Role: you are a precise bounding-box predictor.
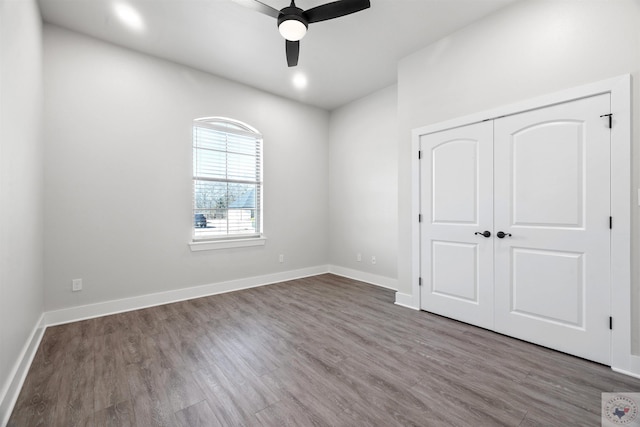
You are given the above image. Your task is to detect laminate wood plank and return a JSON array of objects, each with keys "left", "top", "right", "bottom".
[
  {"left": 131, "top": 307, "right": 165, "bottom": 336},
  {"left": 126, "top": 360, "right": 177, "bottom": 427},
  {"left": 256, "top": 287, "right": 396, "bottom": 369},
  {"left": 285, "top": 313, "right": 415, "bottom": 386},
  {"left": 145, "top": 330, "right": 188, "bottom": 370},
  {"left": 261, "top": 362, "right": 352, "bottom": 415},
  {"left": 37, "top": 323, "right": 81, "bottom": 367},
  {"left": 343, "top": 398, "right": 454, "bottom": 427},
  {"left": 514, "top": 398, "right": 601, "bottom": 426},
  {"left": 94, "top": 400, "right": 136, "bottom": 427},
  {"left": 95, "top": 313, "right": 130, "bottom": 336},
  {"left": 221, "top": 369, "right": 280, "bottom": 414},
  {"left": 515, "top": 371, "right": 604, "bottom": 422},
  {"left": 254, "top": 392, "right": 344, "bottom": 427},
  {"left": 198, "top": 293, "right": 233, "bottom": 321},
  {"left": 9, "top": 319, "right": 97, "bottom": 426},
  {"left": 158, "top": 367, "right": 206, "bottom": 413},
  {"left": 120, "top": 310, "right": 147, "bottom": 335},
  {"left": 289, "top": 342, "right": 433, "bottom": 426},
  {"left": 193, "top": 364, "right": 262, "bottom": 426},
  {"left": 445, "top": 360, "right": 593, "bottom": 426},
  {"left": 198, "top": 336, "right": 252, "bottom": 385},
  {"left": 120, "top": 332, "right": 154, "bottom": 365},
  {"left": 209, "top": 326, "right": 280, "bottom": 377},
  {"left": 161, "top": 321, "right": 215, "bottom": 372},
  {"left": 153, "top": 301, "right": 179, "bottom": 321},
  {"left": 53, "top": 329, "right": 95, "bottom": 427},
  {"left": 6, "top": 360, "right": 63, "bottom": 427},
  {"left": 174, "top": 400, "right": 221, "bottom": 427},
  {"left": 423, "top": 349, "right": 602, "bottom": 426},
  {"left": 9, "top": 274, "right": 640, "bottom": 426},
  {"left": 214, "top": 293, "right": 254, "bottom": 324},
  {"left": 197, "top": 358, "right": 279, "bottom": 414},
  {"left": 314, "top": 304, "right": 408, "bottom": 356},
  {"left": 171, "top": 300, "right": 207, "bottom": 326},
  {"left": 335, "top": 357, "right": 458, "bottom": 426},
  {"left": 94, "top": 332, "right": 131, "bottom": 411},
  {"left": 409, "top": 362, "right": 528, "bottom": 426},
  {"left": 460, "top": 325, "right": 578, "bottom": 374},
  {"left": 161, "top": 311, "right": 209, "bottom": 342}
]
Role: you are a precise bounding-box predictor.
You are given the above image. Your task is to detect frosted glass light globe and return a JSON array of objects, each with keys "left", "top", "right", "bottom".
[{"left": 279, "top": 19, "right": 307, "bottom": 41}]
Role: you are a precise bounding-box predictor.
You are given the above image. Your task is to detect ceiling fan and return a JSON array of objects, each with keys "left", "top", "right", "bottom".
[{"left": 234, "top": 0, "right": 371, "bottom": 67}]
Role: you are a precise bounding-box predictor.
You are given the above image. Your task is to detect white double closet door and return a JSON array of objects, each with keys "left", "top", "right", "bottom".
[{"left": 419, "top": 94, "right": 611, "bottom": 365}]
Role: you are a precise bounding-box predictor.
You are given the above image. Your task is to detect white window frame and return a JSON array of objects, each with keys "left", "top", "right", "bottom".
[{"left": 189, "top": 117, "right": 265, "bottom": 251}]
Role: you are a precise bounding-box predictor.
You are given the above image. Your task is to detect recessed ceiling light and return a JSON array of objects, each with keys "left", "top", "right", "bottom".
[
  {"left": 292, "top": 73, "right": 308, "bottom": 90},
  {"left": 114, "top": 3, "right": 145, "bottom": 32}
]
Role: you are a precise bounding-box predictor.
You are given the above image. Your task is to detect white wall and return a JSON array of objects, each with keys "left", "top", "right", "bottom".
[
  {"left": 0, "top": 0, "right": 45, "bottom": 420},
  {"left": 329, "top": 85, "right": 398, "bottom": 285},
  {"left": 43, "top": 25, "right": 329, "bottom": 311},
  {"left": 397, "top": 0, "right": 640, "bottom": 343}
]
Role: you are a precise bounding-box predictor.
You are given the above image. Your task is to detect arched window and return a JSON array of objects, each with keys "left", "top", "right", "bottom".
[{"left": 192, "top": 117, "right": 262, "bottom": 241}]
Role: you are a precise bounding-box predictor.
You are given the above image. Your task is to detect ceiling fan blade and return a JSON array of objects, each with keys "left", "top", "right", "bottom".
[
  {"left": 304, "top": 0, "right": 370, "bottom": 23},
  {"left": 286, "top": 40, "right": 299, "bottom": 67},
  {"left": 233, "top": 0, "right": 280, "bottom": 19}
]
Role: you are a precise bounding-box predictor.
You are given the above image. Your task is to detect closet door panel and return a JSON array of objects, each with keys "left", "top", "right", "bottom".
[
  {"left": 420, "top": 121, "right": 494, "bottom": 329},
  {"left": 493, "top": 94, "right": 611, "bottom": 365}
]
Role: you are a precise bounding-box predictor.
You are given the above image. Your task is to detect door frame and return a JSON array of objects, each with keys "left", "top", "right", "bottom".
[{"left": 408, "top": 74, "right": 632, "bottom": 375}]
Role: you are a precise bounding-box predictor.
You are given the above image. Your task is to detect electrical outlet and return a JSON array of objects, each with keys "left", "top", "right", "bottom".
[
  {"left": 279, "top": 254, "right": 284, "bottom": 263},
  {"left": 371, "top": 256, "right": 376, "bottom": 265},
  {"left": 72, "top": 278, "right": 82, "bottom": 292},
  {"left": 357, "top": 253, "right": 362, "bottom": 262}
]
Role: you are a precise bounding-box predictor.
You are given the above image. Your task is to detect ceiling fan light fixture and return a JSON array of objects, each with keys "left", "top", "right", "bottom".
[
  {"left": 235, "top": 0, "right": 370, "bottom": 66},
  {"left": 278, "top": 11, "right": 307, "bottom": 41},
  {"left": 278, "top": 16, "right": 307, "bottom": 42}
]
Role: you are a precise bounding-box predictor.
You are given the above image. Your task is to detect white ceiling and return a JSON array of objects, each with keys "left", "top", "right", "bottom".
[{"left": 38, "top": 0, "right": 516, "bottom": 110}]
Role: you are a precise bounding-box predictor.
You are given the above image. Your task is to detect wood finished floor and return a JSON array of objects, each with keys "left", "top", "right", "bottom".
[{"left": 8, "top": 274, "right": 640, "bottom": 426}]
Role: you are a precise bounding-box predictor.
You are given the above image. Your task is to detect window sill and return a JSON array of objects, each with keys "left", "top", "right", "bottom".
[{"left": 189, "top": 236, "right": 267, "bottom": 251}]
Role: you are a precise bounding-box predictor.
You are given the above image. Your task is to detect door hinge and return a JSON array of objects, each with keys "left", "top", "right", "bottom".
[
  {"left": 419, "top": 277, "right": 422, "bottom": 287},
  {"left": 610, "top": 316, "right": 613, "bottom": 330},
  {"left": 610, "top": 216, "right": 613, "bottom": 229},
  {"left": 600, "top": 113, "right": 613, "bottom": 129},
  {"left": 418, "top": 150, "right": 422, "bottom": 159},
  {"left": 418, "top": 214, "right": 422, "bottom": 223}
]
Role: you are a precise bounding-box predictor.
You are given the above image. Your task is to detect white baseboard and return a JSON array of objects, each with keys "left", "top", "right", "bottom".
[
  {"left": 612, "top": 354, "right": 640, "bottom": 380},
  {"left": 0, "top": 314, "right": 46, "bottom": 427},
  {"left": 394, "top": 291, "right": 419, "bottom": 310},
  {"left": 45, "top": 265, "right": 330, "bottom": 326},
  {"left": 328, "top": 265, "right": 397, "bottom": 290},
  {"left": 612, "top": 366, "right": 640, "bottom": 380}
]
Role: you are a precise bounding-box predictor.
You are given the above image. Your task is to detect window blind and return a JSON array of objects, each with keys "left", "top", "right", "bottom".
[{"left": 193, "top": 119, "right": 262, "bottom": 240}]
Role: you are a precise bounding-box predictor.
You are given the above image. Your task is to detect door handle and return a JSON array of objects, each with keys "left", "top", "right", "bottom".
[
  {"left": 496, "top": 231, "right": 512, "bottom": 239},
  {"left": 474, "top": 231, "right": 491, "bottom": 238}
]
